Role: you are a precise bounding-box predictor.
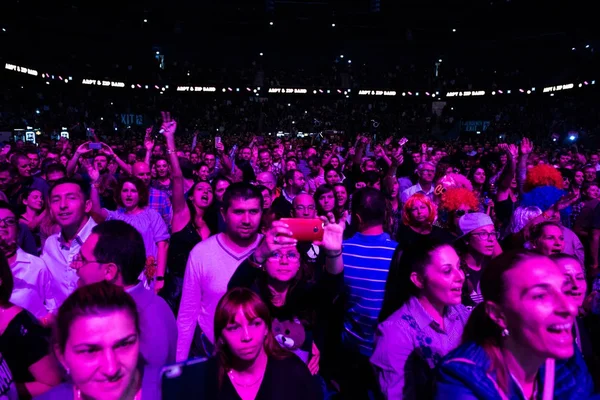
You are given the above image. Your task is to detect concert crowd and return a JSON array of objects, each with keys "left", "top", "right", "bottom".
[{"left": 1, "top": 97, "right": 600, "bottom": 400}]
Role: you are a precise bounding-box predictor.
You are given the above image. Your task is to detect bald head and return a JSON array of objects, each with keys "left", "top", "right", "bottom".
[
  {"left": 292, "top": 194, "right": 316, "bottom": 218},
  {"left": 256, "top": 172, "right": 276, "bottom": 191},
  {"left": 132, "top": 162, "right": 151, "bottom": 186}
]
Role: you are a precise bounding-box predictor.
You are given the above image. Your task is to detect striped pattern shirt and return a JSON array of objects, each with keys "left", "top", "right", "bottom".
[{"left": 342, "top": 232, "right": 398, "bottom": 356}]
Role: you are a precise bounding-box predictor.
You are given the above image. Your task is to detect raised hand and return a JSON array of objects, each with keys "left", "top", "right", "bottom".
[
  {"left": 253, "top": 221, "right": 298, "bottom": 263},
  {"left": 508, "top": 144, "right": 519, "bottom": 159},
  {"left": 99, "top": 142, "right": 114, "bottom": 156},
  {"left": 86, "top": 163, "right": 100, "bottom": 183},
  {"left": 215, "top": 141, "right": 225, "bottom": 154},
  {"left": 313, "top": 212, "right": 346, "bottom": 253},
  {"left": 160, "top": 111, "right": 177, "bottom": 138},
  {"left": 76, "top": 142, "right": 93, "bottom": 156},
  {"left": 520, "top": 137, "right": 534, "bottom": 155},
  {"left": 144, "top": 135, "right": 154, "bottom": 151}
]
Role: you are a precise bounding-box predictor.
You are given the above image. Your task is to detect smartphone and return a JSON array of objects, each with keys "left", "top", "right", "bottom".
[
  {"left": 280, "top": 218, "right": 324, "bottom": 242},
  {"left": 215, "top": 136, "right": 222, "bottom": 147},
  {"left": 161, "top": 358, "right": 217, "bottom": 400},
  {"left": 88, "top": 143, "right": 102, "bottom": 150}
]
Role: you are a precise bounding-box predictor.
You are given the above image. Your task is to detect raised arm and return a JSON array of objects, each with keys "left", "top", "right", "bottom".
[
  {"left": 67, "top": 142, "right": 92, "bottom": 177},
  {"left": 87, "top": 164, "right": 109, "bottom": 222},
  {"left": 161, "top": 112, "right": 190, "bottom": 233}
]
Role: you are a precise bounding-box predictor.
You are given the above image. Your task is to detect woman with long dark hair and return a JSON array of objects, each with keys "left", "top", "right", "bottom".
[
  {"left": 373, "top": 238, "right": 469, "bottom": 399},
  {"left": 435, "top": 250, "right": 593, "bottom": 399}
]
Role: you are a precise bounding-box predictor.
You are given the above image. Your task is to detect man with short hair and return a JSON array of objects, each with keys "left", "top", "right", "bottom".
[
  {"left": 340, "top": 187, "right": 398, "bottom": 397},
  {"left": 271, "top": 169, "right": 305, "bottom": 217},
  {"left": 75, "top": 220, "right": 177, "bottom": 366},
  {"left": 44, "top": 164, "right": 66, "bottom": 186},
  {"left": 400, "top": 161, "right": 435, "bottom": 205},
  {"left": 41, "top": 178, "right": 97, "bottom": 311},
  {"left": 26, "top": 150, "right": 41, "bottom": 176},
  {"left": 176, "top": 183, "right": 264, "bottom": 361}
]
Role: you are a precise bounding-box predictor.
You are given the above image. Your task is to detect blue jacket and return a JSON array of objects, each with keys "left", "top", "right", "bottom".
[{"left": 434, "top": 341, "right": 594, "bottom": 400}]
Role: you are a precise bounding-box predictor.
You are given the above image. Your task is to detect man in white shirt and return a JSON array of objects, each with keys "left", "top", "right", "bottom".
[
  {"left": 176, "top": 183, "right": 264, "bottom": 361},
  {"left": 41, "top": 178, "right": 97, "bottom": 312},
  {"left": 400, "top": 161, "right": 436, "bottom": 205},
  {"left": 0, "top": 203, "right": 53, "bottom": 320}
]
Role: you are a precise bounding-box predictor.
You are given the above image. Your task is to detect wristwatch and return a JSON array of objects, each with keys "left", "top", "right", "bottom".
[{"left": 155, "top": 276, "right": 165, "bottom": 282}]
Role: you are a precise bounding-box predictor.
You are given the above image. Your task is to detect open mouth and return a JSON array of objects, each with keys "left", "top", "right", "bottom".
[{"left": 547, "top": 323, "right": 573, "bottom": 340}]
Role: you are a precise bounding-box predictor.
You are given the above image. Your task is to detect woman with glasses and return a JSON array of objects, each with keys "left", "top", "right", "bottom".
[
  {"left": 228, "top": 212, "right": 345, "bottom": 382},
  {"left": 456, "top": 213, "right": 502, "bottom": 309}
]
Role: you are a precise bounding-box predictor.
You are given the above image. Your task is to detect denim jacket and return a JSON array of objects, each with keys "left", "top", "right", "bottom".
[{"left": 434, "top": 341, "right": 594, "bottom": 400}]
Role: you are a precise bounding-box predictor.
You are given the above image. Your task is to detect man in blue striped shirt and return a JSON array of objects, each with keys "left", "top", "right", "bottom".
[{"left": 340, "top": 187, "right": 398, "bottom": 398}]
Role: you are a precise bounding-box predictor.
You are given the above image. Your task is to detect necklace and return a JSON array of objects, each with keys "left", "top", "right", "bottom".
[
  {"left": 228, "top": 369, "right": 263, "bottom": 388},
  {"left": 75, "top": 387, "right": 142, "bottom": 399}
]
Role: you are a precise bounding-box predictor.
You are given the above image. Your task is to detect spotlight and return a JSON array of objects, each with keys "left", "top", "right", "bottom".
[
  {"left": 143, "top": 19, "right": 148, "bottom": 23},
  {"left": 331, "top": 23, "right": 336, "bottom": 27},
  {"left": 269, "top": 22, "right": 274, "bottom": 26},
  {"left": 340, "top": 55, "right": 344, "bottom": 58},
  {"left": 259, "top": 52, "right": 263, "bottom": 56},
  {"left": 438, "top": 59, "right": 442, "bottom": 62},
  {"left": 452, "top": 28, "right": 456, "bottom": 32}
]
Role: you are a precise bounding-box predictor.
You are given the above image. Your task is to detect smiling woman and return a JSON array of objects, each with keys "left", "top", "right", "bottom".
[
  {"left": 435, "top": 250, "right": 594, "bottom": 400},
  {"left": 34, "top": 281, "right": 160, "bottom": 400}
]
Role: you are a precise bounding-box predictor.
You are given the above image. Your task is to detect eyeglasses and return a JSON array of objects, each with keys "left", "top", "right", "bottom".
[
  {"left": 470, "top": 231, "right": 500, "bottom": 240},
  {"left": 294, "top": 205, "right": 315, "bottom": 212},
  {"left": 269, "top": 251, "right": 300, "bottom": 262},
  {"left": 421, "top": 169, "right": 435, "bottom": 174},
  {"left": 70, "top": 252, "right": 101, "bottom": 270},
  {"left": 0, "top": 217, "right": 17, "bottom": 227}
]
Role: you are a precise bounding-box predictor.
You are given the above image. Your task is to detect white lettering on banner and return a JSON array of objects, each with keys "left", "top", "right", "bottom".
[
  {"left": 543, "top": 83, "right": 574, "bottom": 93},
  {"left": 358, "top": 90, "right": 397, "bottom": 96},
  {"left": 5, "top": 63, "right": 38, "bottom": 76},
  {"left": 176, "top": 86, "right": 216, "bottom": 92},
  {"left": 82, "top": 79, "right": 125, "bottom": 87},
  {"left": 268, "top": 88, "right": 308, "bottom": 94},
  {"left": 446, "top": 90, "right": 485, "bottom": 97}
]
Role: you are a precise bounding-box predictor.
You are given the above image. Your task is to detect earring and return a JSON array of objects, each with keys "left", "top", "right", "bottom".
[{"left": 501, "top": 328, "right": 510, "bottom": 337}]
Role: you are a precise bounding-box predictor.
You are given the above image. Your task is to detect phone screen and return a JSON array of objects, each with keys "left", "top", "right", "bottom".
[{"left": 88, "top": 143, "right": 102, "bottom": 150}]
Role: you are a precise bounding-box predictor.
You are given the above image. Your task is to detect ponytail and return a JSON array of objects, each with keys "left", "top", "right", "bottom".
[{"left": 462, "top": 303, "right": 510, "bottom": 394}]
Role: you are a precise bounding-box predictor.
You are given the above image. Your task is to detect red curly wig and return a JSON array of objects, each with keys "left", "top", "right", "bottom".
[
  {"left": 524, "top": 164, "right": 564, "bottom": 192},
  {"left": 439, "top": 187, "right": 480, "bottom": 212},
  {"left": 402, "top": 193, "right": 437, "bottom": 226}
]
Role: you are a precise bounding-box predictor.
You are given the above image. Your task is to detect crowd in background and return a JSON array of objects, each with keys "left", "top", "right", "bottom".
[{"left": 0, "top": 102, "right": 598, "bottom": 399}]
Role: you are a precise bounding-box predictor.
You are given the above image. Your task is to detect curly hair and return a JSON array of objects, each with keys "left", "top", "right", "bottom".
[
  {"left": 402, "top": 193, "right": 437, "bottom": 226},
  {"left": 524, "top": 165, "right": 564, "bottom": 192},
  {"left": 439, "top": 187, "right": 479, "bottom": 212},
  {"left": 437, "top": 173, "right": 473, "bottom": 192}
]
